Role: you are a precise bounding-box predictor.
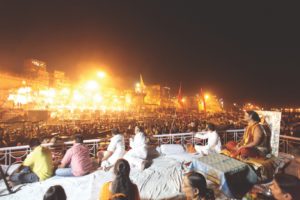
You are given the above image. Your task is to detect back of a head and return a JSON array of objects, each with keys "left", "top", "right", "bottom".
[
  {"left": 112, "top": 197, "right": 128, "bottom": 200},
  {"left": 206, "top": 123, "right": 216, "bottom": 132},
  {"left": 113, "top": 159, "right": 130, "bottom": 179},
  {"left": 135, "top": 126, "right": 144, "bottom": 134},
  {"left": 274, "top": 174, "right": 300, "bottom": 199},
  {"left": 111, "top": 128, "right": 120, "bottom": 136},
  {"left": 190, "top": 122, "right": 198, "bottom": 132},
  {"left": 187, "top": 172, "right": 215, "bottom": 200},
  {"left": 74, "top": 134, "right": 83, "bottom": 144},
  {"left": 111, "top": 193, "right": 128, "bottom": 200},
  {"left": 29, "top": 138, "right": 41, "bottom": 148},
  {"left": 43, "top": 185, "right": 67, "bottom": 200},
  {"left": 112, "top": 159, "right": 135, "bottom": 200}
]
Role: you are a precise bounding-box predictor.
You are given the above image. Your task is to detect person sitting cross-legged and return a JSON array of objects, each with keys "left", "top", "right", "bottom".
[
  {"left": 55, "top": 134, "right": 94, "bottom": 177},
  {"left": 97, "top": 128, "right": 125, "bottom": 171},
  {"left": 9, "top": 138, "right": 53, "bottom": 186},
  {"left": 225, "top": 110, "right": 271, "bottom": 159},
  {"left": 194, "top": 123, "right": 221, "bottom": 155},
  {"left": 123, "top": 126, "right": 150, "bottom": 171}
]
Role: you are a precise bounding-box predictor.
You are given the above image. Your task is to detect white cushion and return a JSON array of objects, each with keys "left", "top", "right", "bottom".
[{"left": 160, "top": 144, "right": 185, "bottom": 155}]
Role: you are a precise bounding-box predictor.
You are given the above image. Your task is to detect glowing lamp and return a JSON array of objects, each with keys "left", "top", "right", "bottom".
[
  {"left": 85, "top": 80, "right": 99, "bottom": 90},
  {"left": 204, "top": 94, "right": 210, "bottom": 100},
  {"left": 94, "top": 94, "right": 103, "bottom": 102},
  {"left": 97, "top": 71, "right": 106, "bottom": 79}
]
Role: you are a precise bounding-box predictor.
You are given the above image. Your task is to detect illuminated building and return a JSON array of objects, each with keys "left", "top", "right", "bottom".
[
  {"left": 1, "top": 63, "right": 227, "bottom": 120},
  {"left": 144, "top": 85, "right": 161, "bottom": 106},
  {"left": 50, "top": 70, "right": 70, "bottom": 89},
  {"left": 197, "top": 93, "right": 223, "bottom": 113},
  {"left": 24, "top": 59, "right": 50, "bottom": 88},
  {"left": 160, "top": 86, "right": 173, "bottom": 108}
]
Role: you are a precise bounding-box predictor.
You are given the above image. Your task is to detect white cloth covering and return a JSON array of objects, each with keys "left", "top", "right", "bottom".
[
  {"left": 0, "top": 153, "right": 228, "bottom": 200},
  {"left": 101, "top": 134, "right": 125, "bottom": 168},
  {"left": 194, "top": 131, "right": 221, "bottom": 155},
  {"left": 160, "top": 144, "right": 185, "bottom": 155}
]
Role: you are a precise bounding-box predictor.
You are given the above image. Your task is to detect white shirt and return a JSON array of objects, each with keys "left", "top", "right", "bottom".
[
  {"left": 129, "top": 132, "right": 147, "bottom": 159},
  {"left": 130, "top": 132, "right": 146, "bottom": 149},
  {"left": 107, "top": 134, "right": 125, "bottom": 164},
  {"left": 194, "top": 131, "right": 221, "bottom": 155}
]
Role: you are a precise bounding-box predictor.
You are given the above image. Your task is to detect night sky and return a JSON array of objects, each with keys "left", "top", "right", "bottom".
[{"left": 0, "top": 2, "right": 300, "bottom": 107}]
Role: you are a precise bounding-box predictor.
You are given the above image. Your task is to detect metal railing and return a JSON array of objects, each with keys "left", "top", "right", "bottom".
[
  {"left": 279, "top": 135, "right": 300, "bottom": 154},
  {"left": 1, "top": 129, "right": 300, "bottom": 166},
  {"left": 153, "top": 129, "right": 245, "bottom": 146},
  {"left": 153, "top": 129, "right": 300, "bottom": 155},
  {"left": 0, "top": 139, "right": 101, "bottom": 166}
]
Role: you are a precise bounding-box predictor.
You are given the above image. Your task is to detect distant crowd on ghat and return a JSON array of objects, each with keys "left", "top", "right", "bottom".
[
  {"left": 0, "top": 111, "right": 245, "bottom": 147},
  {"left": 2, "top": 110, "right": 300, "bottom": 199}
]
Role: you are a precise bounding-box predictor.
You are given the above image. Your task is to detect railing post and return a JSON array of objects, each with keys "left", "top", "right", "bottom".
[
  {"left": 96, "top": 142, "right": 99, "bottom": 157},
  {"left": 5, "top": 149, "right": 8, "bottom": 166},
  {"left": 234, "top": 131, "right": 237, "bottom": 142},
  {"left": 192, "top": 133, "right": 195, "bottom": 146},
  {"left": 92, "top": 142, "right": 95, "bottom": 157},
  {"left": 8, "top": 149, "right": 11, "bottom": 166}
]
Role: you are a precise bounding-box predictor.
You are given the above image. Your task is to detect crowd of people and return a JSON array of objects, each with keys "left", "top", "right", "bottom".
[
  {"left": 2, "top": 110, "right": 299, "bottom": 199},
  {"left": 0, "top": 111, "right": 246, "bottom": 148}
]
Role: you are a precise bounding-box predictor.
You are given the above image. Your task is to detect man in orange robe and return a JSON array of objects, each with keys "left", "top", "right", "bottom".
[{"left": 225, "top": 111, "right": 271, "bottom": 159}]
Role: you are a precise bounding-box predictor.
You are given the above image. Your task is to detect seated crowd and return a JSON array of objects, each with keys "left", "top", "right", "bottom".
[{"left": 5, "top": 110, "right": 300, "bottom": 199}]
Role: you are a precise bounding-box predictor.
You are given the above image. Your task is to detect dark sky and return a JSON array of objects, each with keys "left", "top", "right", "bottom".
[{"left": 0, "top": 1, "right": 300, "bottom": 107}]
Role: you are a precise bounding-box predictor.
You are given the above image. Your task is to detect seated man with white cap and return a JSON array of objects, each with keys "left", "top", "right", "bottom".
[
  {"left": 194, "top": 123, "right": 221, "bottom": 155},
  {"left": 124, "top": 126, "right": 149, "bottom": 170},
  {"left": 97, "top": 128, "right": 125, "bottom": 170}
]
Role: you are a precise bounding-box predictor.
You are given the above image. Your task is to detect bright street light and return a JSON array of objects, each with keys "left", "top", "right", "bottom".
[
  {"left": 85, "top": 80, "right": 99, "bottom": 90},
  {"left": 97, "top": 71, "right": 106, "bottom": 79}
]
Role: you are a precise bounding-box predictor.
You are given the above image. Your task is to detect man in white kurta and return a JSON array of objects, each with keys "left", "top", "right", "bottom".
[
  {"left": 124, "top": 126, "right": 149, "bottom": 170},
  {"left": 98, "top": 128, "right": 125, "bottom": 170},
  {"left": 194, "top": 123, "right": 221, "bottom": 155}
]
